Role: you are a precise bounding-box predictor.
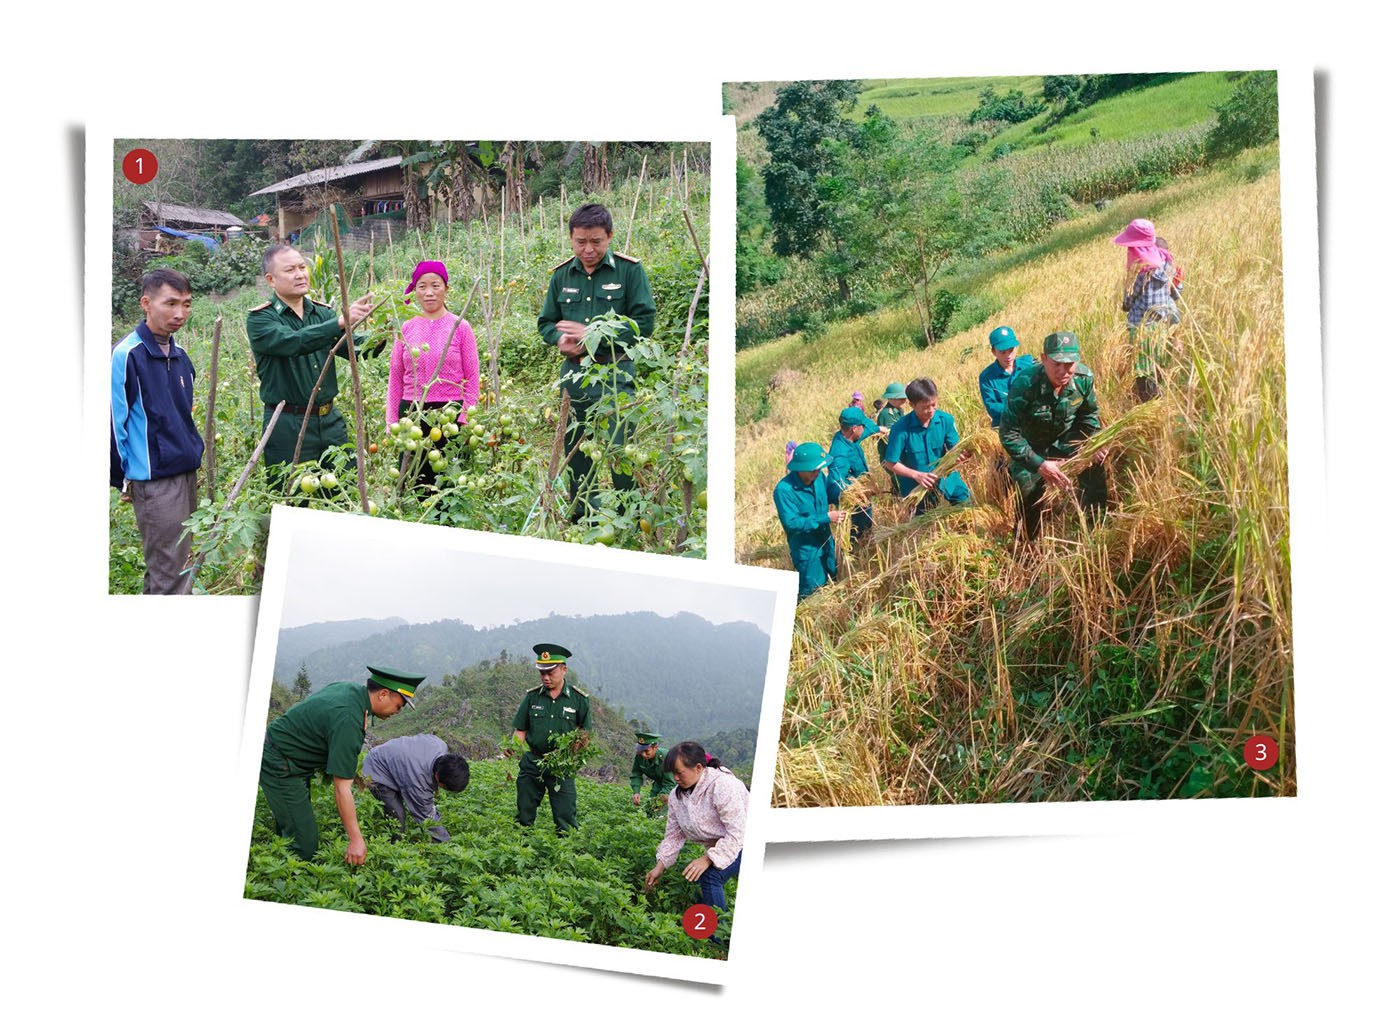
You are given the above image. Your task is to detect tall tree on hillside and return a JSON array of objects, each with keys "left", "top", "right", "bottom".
[
  {"left": 756, "top": 80, "right": 860, "bottom": 298},
  {"left": 293, "top": 664, "right": 311, "bottom": 701},
  {"left": 823, "top": 110, "right": 1012, "bottom": 345}
]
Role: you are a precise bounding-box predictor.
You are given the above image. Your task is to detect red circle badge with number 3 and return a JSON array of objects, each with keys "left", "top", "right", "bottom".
[
  {"left": 682, "top": 903, "right": 717, "bottom": 940},
  {"left": 1243, "top": 734, "right": 1279, "bottom": 771}
]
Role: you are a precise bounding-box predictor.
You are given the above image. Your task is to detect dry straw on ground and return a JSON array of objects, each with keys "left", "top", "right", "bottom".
[{"left": 739, "top": 167, "right": 1293, "bottom": 807}]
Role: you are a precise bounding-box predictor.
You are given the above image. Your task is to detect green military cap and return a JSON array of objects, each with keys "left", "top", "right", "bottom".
[
  {"left": 533, "top": 643, "right": 572, "bottom": 669},
  {"left": 838, "top": 406, "right": 874, "bottom": 429},
  {"left": 989, "top": 326, "right": 1019, "bottom": 351},
  {"left": 786, "top": 442, "right": 830, "bottom": 473},
  {"left": 881, "top": 382, "right": 906, "bottom": 400},
  {"left": 366, "top": 665, "right": 426, "bottom": 707},
  {"left": 635, "top": 732, "right": 662, "bottom": 751},
  {"left": 1043, "top": 331, "right": 1082, "bottom": 363}
]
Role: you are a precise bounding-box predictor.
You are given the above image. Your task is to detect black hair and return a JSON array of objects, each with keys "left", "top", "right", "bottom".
[
  {"left": 568, "top": 203, "right": 613, "bottom": 234},
  {"left": 905, "top": 377, "right": 938, "bottom": 404},
  {"left": 433, "top": 754, "right": 471, "bottom": 793},
  {"left": 141, "top": 268, "right": 191, "bottom": 297},
  {"left": 261, "top": 242, "right": 299, "bottom": 275},
  {"left": 663, "top": 741, "right": 722, "bottom": 782}
]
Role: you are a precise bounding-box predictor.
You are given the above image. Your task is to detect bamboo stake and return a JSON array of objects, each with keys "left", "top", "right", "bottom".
[
  {"left": 330, "top": 208, "right": 371, "bottom": 513},
  {"left": 201, "top": 316, "right": 223, "bottom": 503},
  {"left": 186, "top": 401, "right": 285, "bottom": 588},
  {"left": 559, "top": 183, "right": 566, "bottom": 249},
  {"left": 623, "top": 152, "right": 648, "bottom": 254}
]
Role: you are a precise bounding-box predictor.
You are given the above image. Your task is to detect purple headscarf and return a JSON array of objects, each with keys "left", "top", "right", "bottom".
[{"left": 405, "top": 260, "right": 449, "bottom": 304}]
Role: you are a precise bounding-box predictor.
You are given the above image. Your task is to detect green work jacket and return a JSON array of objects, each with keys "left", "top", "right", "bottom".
[
  {"left": 513, "top": 680, "right": 592, "bottom": 756},
  {"left": 537, "top": 251, "right": 656, "bottom": 397},
  {"left": 247, "top": 294, "right": 370, "bottom": 408},
  {"left": 827, "top": 427, "right": 875, "bottom": 493},
  {"left": 264, "top": 682, "right": 371, "bottom": 780},
  {"left": 999, "top": 362, "right": 1102, "bottom": 477},
  {"left": 630, "top": 752, "right": 677, "bottom": 795}
]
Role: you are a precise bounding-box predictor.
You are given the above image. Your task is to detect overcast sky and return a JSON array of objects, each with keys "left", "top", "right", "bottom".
[{"left": 275, "top": 522, "right": 779, "bottom": 635}]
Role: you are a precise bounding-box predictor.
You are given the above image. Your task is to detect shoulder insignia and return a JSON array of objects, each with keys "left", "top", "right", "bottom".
[
  {"left": 308, "top": 297, "right": 333, "bottom": 308},
  {"left": 551, "top": 256, "right": 574, "bottom": 272},
  {"left": 614, "top": 252, "right": 641, "bottom": 264},
  {"left": 573, "top": 686, "right": 589, "bottom": 698},
  {"left": 1073, "top": 363, "right": 1094, "bottom": 378},
  {"left": 248, "top": 301, "right": 272, "bottom": 312}
]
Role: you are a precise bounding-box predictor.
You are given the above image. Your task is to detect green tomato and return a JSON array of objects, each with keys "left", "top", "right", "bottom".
[
  {"left": 443, "top": 422, "right": 459, "bottom": 437},
  {"left": 427, "top": 448, "right": 442, "bottom": 462},
  {"left": 594, "top": 524, "right": 617, "bottom": 547},
  {"left": 299, "top": 475, "right": 319, "bottom": 494},
  {"left": 472, "top": 424, "right": 485, "bottom": 437},
  {"left": 696, "top": 490, "right": 708, "bottom": 510},
  {"left": 429, "top": 426, "right": 443, "bottom": 443},
  {"left": 388, "top": 466, "right": 400, "bottom": 479},
  {"left": 409, "top": 426, "right": 424, "bottom": 441},
  {"left": 466, "top": 404, "right": 479, "bottom": 416},
  {"left": 367, "top": 499, "right": 379, "bottom": 516},
  {"left": 320, "top": 472, "right": 338, "bottom": 489}
]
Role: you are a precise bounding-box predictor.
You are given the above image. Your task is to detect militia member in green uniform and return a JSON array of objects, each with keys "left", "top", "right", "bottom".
[
  {"left": 630, "top": 732, "right": 676, "bottom": 806},
  {"left": 537, "top": 204, "right": 657, "bottom": 520},
  {"left": 259, "top": 665, "right": 425, "bottom": 864},
  {"left": 773, "top": 441, "right": 845, "bottom": 599},
  {"left": 247, "top": 244, "right": 378, "bottom": 468},
  {"left": 875, "top": 382, "right": 907, "bottom": 495},
  {"left": 512, "top": 643, "right": 593, "bottom": 831},
  {"left": 998, "top": 331, "right": 1109, "bottom": 541}
]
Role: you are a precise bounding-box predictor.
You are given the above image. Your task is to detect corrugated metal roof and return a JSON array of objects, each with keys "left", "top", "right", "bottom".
[
  {"left": 249, "top": 156, "right": 404, "bottom": 196},
  {"left": 141, "top": 200, "right": 246, "bottom": 227}
]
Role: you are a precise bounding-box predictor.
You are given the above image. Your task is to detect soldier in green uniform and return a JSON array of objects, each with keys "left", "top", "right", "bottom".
[
  {"left": 512, "top": 642, "right": 592, "bottom": 832},
  {"left": 246, "top": 244, "right": 379, "bottom": 469},
  {"left": 537, "top": 204, "right": 657, "bottom": 521},
  {"left": 773, "top": 441, "right": 845, "bottom": 599},
  {"left": 630, "top": 732, "right": 676, "bottom": 807},
  {"left": 998, "top": 331, "right": 1110, "bottom": 541},
  {"left": 875, "top": 382, "right": 907, "bottom": 495},
  {"left": 259, "top": 664, "right": 425, "bottom": 864},
  {"left": 826, "top": 406, "right": 883, "bottom": 541}
]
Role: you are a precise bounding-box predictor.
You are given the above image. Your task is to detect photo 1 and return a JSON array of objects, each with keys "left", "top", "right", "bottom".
[
  {"left": 103, "top": 136, "right": 711, "bottom": 596},
  {"left": 238, "top": 505, "right": 795, "bottom": 982},
  {"left": 727, "top": 72, "right": 1311, "bottom": 824}
]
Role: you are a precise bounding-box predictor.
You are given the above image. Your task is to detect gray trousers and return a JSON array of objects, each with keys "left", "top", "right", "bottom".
[{"left": 128, "top": 471, "right": 198, "bottom": 595}]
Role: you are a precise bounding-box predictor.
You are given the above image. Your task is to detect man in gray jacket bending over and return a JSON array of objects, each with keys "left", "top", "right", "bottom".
[{"left": 362, "top": 734, "right": 470, "bottom": 842}]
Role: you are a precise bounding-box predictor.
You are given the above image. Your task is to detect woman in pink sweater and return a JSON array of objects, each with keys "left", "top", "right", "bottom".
[
  {"left": 645, "top": 741, "right": 748, "bottom": 916},
  {"left": 387, "top": 260, "right": 480, "bottom": 429}
]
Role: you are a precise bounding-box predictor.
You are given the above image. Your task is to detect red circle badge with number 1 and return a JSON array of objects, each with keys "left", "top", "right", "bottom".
[
  {"left": 682, "top": 904, "right": 717, "bottom": 940},
  {"left": 122, "top": 148, "right": 158, "bottom": 185},
  {"left": 1243, "top": 734, "right": 1279, "bottom": 771}
]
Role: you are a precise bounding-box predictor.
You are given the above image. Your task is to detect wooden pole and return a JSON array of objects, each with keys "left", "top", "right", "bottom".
[
  {"left": 623, "top": 152, "right": 648, "bottom": 254},
  {"left": 201, "top": 315, "right": 223, "bottom": 504},
  {"left": 289, "top": 294, "right": 390, "bottom": 469},
  {"left": 329, "top": 207, "right": 371, "bottom": 513}
]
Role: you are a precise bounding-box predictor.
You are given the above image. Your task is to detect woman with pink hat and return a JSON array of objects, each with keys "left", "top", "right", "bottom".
[
  {"left": 1112, "top": 218, "right": 1182, "bottom": 401},
  {"left": 387, "top": 261, "right": 480, "bottom": 481}
]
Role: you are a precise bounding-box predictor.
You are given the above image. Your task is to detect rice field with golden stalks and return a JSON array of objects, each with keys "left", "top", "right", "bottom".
[{"left": 737, "top": 165, "right": 1293, "bottom": 807}]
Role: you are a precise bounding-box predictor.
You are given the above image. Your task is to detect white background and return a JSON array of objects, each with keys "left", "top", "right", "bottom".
[{"left": 5, "top": 3, "right": 1393, "bottom": 1011}]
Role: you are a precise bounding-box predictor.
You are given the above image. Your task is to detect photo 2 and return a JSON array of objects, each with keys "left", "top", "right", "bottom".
[
  {"left": 103, "top": 136, "right": 711, "bottom": 596},
  {"left": 238, "top": 505, "right": 794, "bottom": 982},
  {"left": 728, "top": 71, "right": 1313, "bottom": 825}
]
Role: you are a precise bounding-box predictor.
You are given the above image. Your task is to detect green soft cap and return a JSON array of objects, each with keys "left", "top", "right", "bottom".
[
  {"left": 787, "top": 441, "right": 830, "bottom": 473},
  {"left": 880, "top": 382, "right": 906, "bottom": 401},
  {"left": 838, "top": 407, "right": 874, "bottom": 429},
  {"left": 989, "top": 326, "right": 1019, "bottom": 351},
  {"left": 1043, "top": 330, "right": 1081, "bottom": 363},
  {"left": 366, "top": 665, "right": 426, "bottom": 707}
]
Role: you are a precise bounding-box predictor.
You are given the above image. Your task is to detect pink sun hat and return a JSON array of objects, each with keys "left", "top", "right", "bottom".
[
  {"left": 1113, "top": 218, "right": 1165, "bottom": 270},
  {"left": 404, "top": 260, "right": 450, "bottom": 304}
]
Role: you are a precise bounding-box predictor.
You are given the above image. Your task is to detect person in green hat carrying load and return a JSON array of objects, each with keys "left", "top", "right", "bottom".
[
  {"left": 246, "top": 244, "right": 382, "bottom": 471},
  {"left": 978, "top": 326, "right": 1037, "bottom": 428},
  {"left": 259, "top": 664, "right": 425, "bottom": 864},
  {"left": 537, "top": 204, "right": 657, "bottom": 522},
  {"left": 882, "top": 377, "right": 971, "bottom": 513},
  {"left": 773, "top": 441, "right": 845, "bottom": 599},
  {"left": 875, "top": 382, "right": 908, "bottom": 495},
  {"left": 630, "top": 733, "right": 676, "bottom": 807},
  {"left": 826, "top": 406, "right": 883, "bottom": 542},
  {"left": 512, "top": 643, "right": 592, "bottom": 832},
  {"left": 998, "top": 330, "right": 1109, "bottom": 541}
]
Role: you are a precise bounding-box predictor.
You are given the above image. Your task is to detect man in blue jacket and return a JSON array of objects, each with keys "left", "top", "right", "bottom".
[{"left": 110, "top": 269, "right": 205, "bottom": 594}]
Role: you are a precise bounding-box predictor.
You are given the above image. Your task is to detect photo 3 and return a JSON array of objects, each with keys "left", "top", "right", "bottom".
[
  {"left": 238, "top": 505, "right": 794, "bottom": 982},
  {"left": 728, "top": 71, "right": 1317, "bottom": 830},
  {"left": 99, "top": 135, "right": 712, "bottom": 596}
]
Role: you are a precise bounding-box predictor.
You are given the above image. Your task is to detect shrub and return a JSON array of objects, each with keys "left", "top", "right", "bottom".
[{"left": 1205, "top": 71, "right": 1279, "bottom": 160}]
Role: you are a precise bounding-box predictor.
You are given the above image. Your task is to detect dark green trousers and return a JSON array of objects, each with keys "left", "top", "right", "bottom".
[
  {"left": 516, "top": 752, "right": 578, "bottom": 832},
  {"left": 261, "top": 404, "right": 348, "bottom": 467},
  {"left": 259, "top": 738, "right": 318, "bottom": 860}
]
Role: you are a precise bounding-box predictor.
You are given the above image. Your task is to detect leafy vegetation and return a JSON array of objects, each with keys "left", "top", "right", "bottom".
[{"left": 245, "top": 758, "right": 736, "bottom": 956}]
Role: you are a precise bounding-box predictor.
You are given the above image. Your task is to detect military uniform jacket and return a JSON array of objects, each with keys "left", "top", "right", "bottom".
[
  {"left": 883, "top": 409, "right": 961, "bottom": 497},
  {"left": 773, "top": 471, "right": 840, "bottom": 548},
  {"left": 999, "top": 362, "right": 1101, "bottom": 473},
  {"left": 247, "top": 294, "right": 360, "bottom": 408},
  {"left": 264, "top": 682, "right": 371, "bottom": 780},
  {"left": 826, "top": 428, "right": 874, "bottom": 493},
  {"left": 537, "top": 251, "right": 656, "bottom": 366},
  {"left": 513, "top": 681, "right": 592, "bottom": 756},
  {"left": 630, "top": 752, "right": 677, "bottom": 795}
]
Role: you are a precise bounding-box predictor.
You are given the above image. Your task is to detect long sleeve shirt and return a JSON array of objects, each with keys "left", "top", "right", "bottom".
[
  {"left": 246, "top": 295, "right": 371, "bottom": 408},
  {"left": 362, "top": 733, "right": 450, "bottom": 841},
  {"left": 656, "top": 766, "right": 749, "bottom": 870},
  {"left": 386, "top": 314, "right": 480, "bottom": 423},
  {"left": 978, "top": 355, "right": 1037, "bottom": 427},
  {"left": 998, "top": 363, "right": 1102, "bottom": 472},
  {"left": 110, "top": 321, "right": 205, "bottom": 487}
]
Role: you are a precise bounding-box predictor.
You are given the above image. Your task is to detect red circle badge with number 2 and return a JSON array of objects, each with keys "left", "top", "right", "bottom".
[
  {"left": 1244, "top": 734, "right": 1279, "bottom": 771},
  {"left": 683, "top": 904, "right": 717, "bottom": 939}
]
